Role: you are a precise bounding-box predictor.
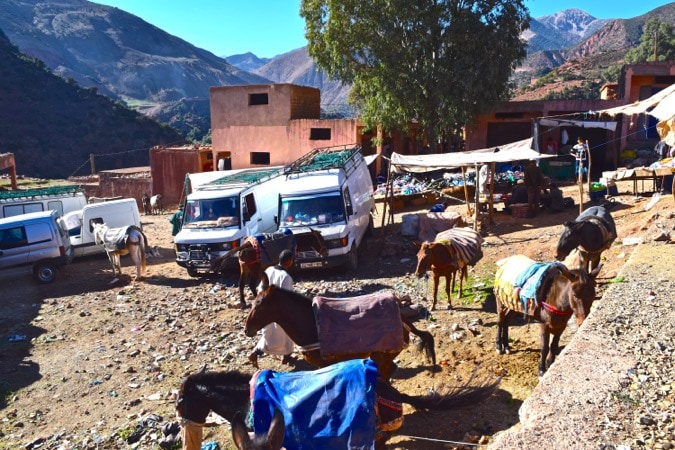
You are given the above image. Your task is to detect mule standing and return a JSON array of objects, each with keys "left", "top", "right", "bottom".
[
  {"left": 211, "top": 230, "right": 326, "bottom": 307},
  {"left": 493, "top": 254, "right": 601, "bottom": 376},
  {"left": 141, "top": 193, "right": 151, "bottom": 215},
  {"left": 92, "top": 223, "right": 148, "bottom": 281},
  {"left": 244, "top": 280, "right": 436, "bottom": 380},
  {"left": 177, "top": 360, "right": 500, "bottom": 450},
  {"left": 150, "top": 194, "right": 163, "bottom": 215},
  {"left": 556, "top": 205, "right": 616, "bottom": 272},
  {"left": 414, "top": 227, "right": 483, "bottom": 310}
]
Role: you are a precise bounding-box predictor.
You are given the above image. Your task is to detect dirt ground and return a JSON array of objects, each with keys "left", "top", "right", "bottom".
[{"left": 0, "top": 179, "right": 673, "bottom": 450}]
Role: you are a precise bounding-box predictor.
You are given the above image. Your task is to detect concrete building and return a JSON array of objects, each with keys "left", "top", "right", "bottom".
[{"left": 147, "top": 61, "right": 674, "bottom": 203}]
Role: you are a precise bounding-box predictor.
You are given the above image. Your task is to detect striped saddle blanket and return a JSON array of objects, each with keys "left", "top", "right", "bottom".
[{"left": 435, "top": 227, "right": 484, "bottom": 266}]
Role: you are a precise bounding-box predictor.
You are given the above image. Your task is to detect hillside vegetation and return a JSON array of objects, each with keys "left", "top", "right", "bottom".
[{"left": 0, "top": 30, "right": 184, "bottom": 179}]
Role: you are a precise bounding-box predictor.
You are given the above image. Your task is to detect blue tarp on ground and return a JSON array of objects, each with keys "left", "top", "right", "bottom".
[{"left": 252, "top": 359, "right": 378, "bottom": 450}]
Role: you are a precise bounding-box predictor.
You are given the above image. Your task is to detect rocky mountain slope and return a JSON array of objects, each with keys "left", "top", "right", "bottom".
[
  {"left": 0, "top": 30, "right": 183, "bottom": 179},
  {"left": 0, "top": 0, "right": 270, "bottom": 141}
]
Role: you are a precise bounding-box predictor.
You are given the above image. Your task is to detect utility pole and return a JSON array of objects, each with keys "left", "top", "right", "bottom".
[
  {"left": 654, "top": 31, "right": 658, "bottom": 61},
  {"left": 90, "top": 153, "right": 96, "bottom": 175}
]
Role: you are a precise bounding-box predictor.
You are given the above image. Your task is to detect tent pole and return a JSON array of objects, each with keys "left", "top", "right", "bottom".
[
  {"left": 474, "top": 163, "right": 480, "bottom": 231},
  {"left": 381, "top": 167, "right": 393, "bottom": 232},
  {"left": 461, "top": 166, "right": 472, "bottom": 217},
  {"left": 489, "top": 161, "right": 496, "bottom": 225},
  {"left": 586, "top": 139, "right": 592, "bottom": 207}
]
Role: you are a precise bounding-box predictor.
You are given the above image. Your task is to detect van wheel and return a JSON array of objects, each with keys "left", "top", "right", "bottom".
[
  {"left": 34, "top": 262, "right": 59, "bottom": 284},
  {"left": 187, "top": 267, "right": 199, "bottom": 277},
  {"left": 366, "top": 213, "right": 375, "bottom": 237},
  {"left": 346, "top": 245, "right": 358, "bottom": 272}
]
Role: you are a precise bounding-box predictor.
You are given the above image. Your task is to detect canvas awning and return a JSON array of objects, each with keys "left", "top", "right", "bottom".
[
  {"left": 536, "top": 117, "right": 618, "bottom": 131},
  {"left": 389, "top": 138, "right": 555, "bottom": 173},
  {"left": 600, "top": 83, "right": 675, "bottom": 119}
]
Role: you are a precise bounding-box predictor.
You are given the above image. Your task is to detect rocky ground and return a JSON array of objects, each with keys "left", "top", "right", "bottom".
[{"left": 0, "top": 180, "right": 673, "bottom": 450}]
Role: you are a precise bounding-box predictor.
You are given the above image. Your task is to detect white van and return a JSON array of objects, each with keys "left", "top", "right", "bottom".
[
  {"left": 0, "top": 185, "right": 87, "bottom": 219},
  {"left": 174, "top": 167, "right": 284, "bottom": 276},
  {"left": 277, "top": 145, "right": 375, "bottom": 271},
  {"left": 62, "top": 198, "right": 142, "bottom": 257},
  {"left": 0, "top": 210, "right": 74, "bottom": 283}
]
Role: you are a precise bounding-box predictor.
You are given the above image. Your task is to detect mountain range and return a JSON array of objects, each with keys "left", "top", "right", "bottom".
[{"left": 1, "top": 0, "right": 674, "bottom": 158}]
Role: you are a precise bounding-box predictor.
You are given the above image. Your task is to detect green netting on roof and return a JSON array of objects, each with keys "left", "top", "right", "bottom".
[
  {"left": 0, "top": 185, "right": 82, "bottom": 200},
  {"left": 210, "top": 168, "right": 282, "bottom": 186},
  {"left": 286, "top": 145, "right": 360, "bottom": 174}
]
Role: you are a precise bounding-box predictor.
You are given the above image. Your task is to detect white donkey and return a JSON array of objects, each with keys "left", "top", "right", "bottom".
[{"left": 92, "top": 223, "right": 148, "bottom": 281}]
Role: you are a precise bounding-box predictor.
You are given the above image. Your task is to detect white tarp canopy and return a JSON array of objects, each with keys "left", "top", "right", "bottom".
[
  {"left": 389, "top": 138, "right": 555, "bottom": 173},
  {"left": 600, "top": 83, "right": 675, "bottom": 119},
  {"left": 536, "top": 117, "right": 618, "bottom": 131}
]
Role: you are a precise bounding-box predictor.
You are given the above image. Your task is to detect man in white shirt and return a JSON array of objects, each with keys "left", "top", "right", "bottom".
[
  {"left": 571, "top": 137, "right": 588, "bottom": 181},
  {"left": 248, "top": 249, "right": 296, "bottom": 368}
]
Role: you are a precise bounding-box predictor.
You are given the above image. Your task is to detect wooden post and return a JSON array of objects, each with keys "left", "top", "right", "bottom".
[
  {"left": 473, "top": 163, "right": 480, "bottom": 231},
  {"left": 90, "top": 153, "right": 96, "bottom": 175},
  {"left": 461, "top": 166, "right": 472, "bottom": 217},
  {"left": 586, "top": 139, "right": 592, "bottom": 207},
  {"left": 488, "top": 161, "right": 496, "bottom": 225}
]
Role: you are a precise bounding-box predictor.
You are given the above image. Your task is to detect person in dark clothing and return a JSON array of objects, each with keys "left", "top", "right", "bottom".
[
  {"left": 541, "top": 182, "right": 564, "bottom": 213},
  {"left": 524, "top": 160, "right": 545, "bottom": 217},
  {"left": 503, "top": 180, "right": 528, "bottom": 213}
]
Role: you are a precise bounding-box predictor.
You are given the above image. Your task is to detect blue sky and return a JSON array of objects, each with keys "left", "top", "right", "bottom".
[{"left": 92, "top": 0, "right": 672, "bottom": 59}]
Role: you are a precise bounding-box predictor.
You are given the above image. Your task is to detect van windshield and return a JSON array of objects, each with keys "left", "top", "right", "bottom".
[
  {"left": 183, "top": 197, "right": 240, "bottom": 229},
  {"left": 279, "top": 193, "right": 345, "bottom": 227}
]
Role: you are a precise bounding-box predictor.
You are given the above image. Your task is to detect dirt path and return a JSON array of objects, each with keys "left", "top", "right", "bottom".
[{"left": 0, "top": 180, "right": 672, "bottom": 449}]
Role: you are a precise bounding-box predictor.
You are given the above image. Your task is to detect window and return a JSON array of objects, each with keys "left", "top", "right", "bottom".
[
  {"left": 250, "top": 152, "right": 270, "bottom": 165},
  {"left": 47, "top": 200, "right": 64, "bottom": 216},
  {"left": 310, "top": 128, "right": 332, "bottom": 140},
  {"left": 0, "top": 226, "right": 27, "bottom": 249},
  {"left": 89, "top": 217, "right": 104, "bottom": 232},
  {"left": 249, "top": 93, "right": 269, "bottom": 105},
  {"left": 243, "top": 193, "right": 257, "bottom": 223},
  {"left": 3, "top": 203, "right": 43, "bottom": 217}
]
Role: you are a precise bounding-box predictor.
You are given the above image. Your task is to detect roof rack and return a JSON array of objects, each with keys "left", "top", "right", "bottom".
[
  {"left": 284, "top": 144, "right": 362, "bottom": 175},
  {"left": 200, "top": 167, "right": 283, "bottom": 191},
  {"left": 0, "top": 185, "right": 83, "bottom": 201}
]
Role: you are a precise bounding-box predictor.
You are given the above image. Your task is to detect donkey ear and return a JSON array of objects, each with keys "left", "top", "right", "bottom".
[
  {"left": 231, "top": 413, "right": 251, "bottom": 449},
  {"left": 267, "top": 408, "right": 286, "bottom": 450},
  {"left": 557, "top": 265, "right": 576, "bottom": 282},
  {"left": 590, "top": 264, "right": 603, "bottom": 279},
  {"left": 413, "top": 241, "right": 422, "bottom": 249},
  {"left": 261, "top": 272, "right": 270, "bottom": 291}
]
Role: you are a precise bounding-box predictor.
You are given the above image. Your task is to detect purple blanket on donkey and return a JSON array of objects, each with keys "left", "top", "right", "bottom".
[{"left": 312, "top": 291, "right": 406, "bottom": 358}]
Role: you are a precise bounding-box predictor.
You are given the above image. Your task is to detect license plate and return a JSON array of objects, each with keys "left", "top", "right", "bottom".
[
  {"left": 190, "top": 251, "right": 206, "bottom": 260},
  {"left": 300, "top": 261, "right": 323, "bottom": 269}
]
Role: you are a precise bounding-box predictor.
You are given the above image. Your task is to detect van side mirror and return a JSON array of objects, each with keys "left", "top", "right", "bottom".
[
  {"left": 346, "top": 204, "right": 354, "bottom": 216},
  {"left": 274, "top": 215, "right": 278, "bottom": 224}
]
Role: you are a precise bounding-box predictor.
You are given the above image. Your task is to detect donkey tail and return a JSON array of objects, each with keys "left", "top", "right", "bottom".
[
  {"left": 397, "top": 371, "right": 501, "bottom": 411},
  {"left": 402, "top": 316, "right": 436, "bottom": 369},
  {"left": 139, "top": 230, "right": 148, "bottom": 274}
]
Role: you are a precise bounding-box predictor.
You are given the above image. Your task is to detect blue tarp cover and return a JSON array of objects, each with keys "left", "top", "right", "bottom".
[{"left": 252, "top": 359, "right": 378, "bottom": 450}]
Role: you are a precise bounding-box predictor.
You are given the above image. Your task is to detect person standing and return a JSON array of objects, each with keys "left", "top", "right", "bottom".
[
  {"left": 248, "top": 249, "right": 296, "bottom": 368},
  {"left": 571, "top": 137, "right": 589, "bottom": 181},
  {"left": 545, "top": 137, "right": 559, "bottom": 155},
  {"left": 169, "top": 205, "right": 184, "bottom": 236},
  {"left": 524, "top": 160, "right": 544, "bottom": 217}
]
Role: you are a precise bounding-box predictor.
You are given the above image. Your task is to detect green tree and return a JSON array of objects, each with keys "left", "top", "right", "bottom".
[
  {"left": 300, "top": 0, "right": 529, "bottom": 150},
  {"left": 625, "top": 19, "right": 675, "bottom": 64}
]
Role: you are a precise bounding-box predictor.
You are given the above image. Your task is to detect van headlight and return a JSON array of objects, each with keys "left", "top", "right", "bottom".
[
  {"left": 176, "top": 243, "right": 189, "bottom": 252},
  {"left": 325, "top": 235, "right": 349, "bottom": 249}
]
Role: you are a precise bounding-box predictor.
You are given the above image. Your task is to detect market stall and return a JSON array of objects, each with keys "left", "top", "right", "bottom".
[{"left": 384, "top": 138, "right": 556, "bottom": 229}]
